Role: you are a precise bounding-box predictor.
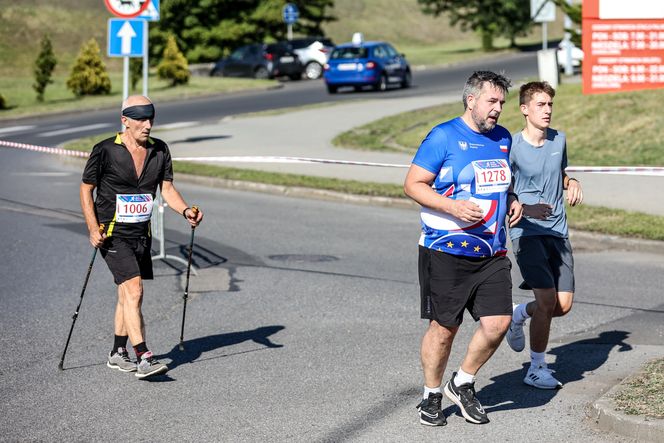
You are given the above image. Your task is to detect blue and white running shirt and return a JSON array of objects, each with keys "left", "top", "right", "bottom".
[{"left": 412, "top": 117, "right": 513, "bottom": 258}]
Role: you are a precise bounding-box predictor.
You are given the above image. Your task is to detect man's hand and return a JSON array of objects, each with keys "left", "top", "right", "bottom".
[
  {"left": 89, "top": 225, "right": 106, "bottom": 248},
  {"left": 507, "top": 198, "right": 523, "bottom": 228},
  {"left": 523, "top": 203, "right": 553, "bottom": 220},
  {"left": 451, "top": 200, "right": 484, "bottom": 223},
  {"left": 184, "top": 206, "right": 203, "bottom": 227},
  {"left": 566, "top": 180, "right": 583, "bottom": 206}
]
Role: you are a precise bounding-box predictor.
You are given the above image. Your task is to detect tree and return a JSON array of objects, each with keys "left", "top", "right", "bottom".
[
  {"left": 151, "top": 0, "right": 336, "bottom": 63},
  {"left": 157, "top": 34, "right": 190, "bottom": 86},
  {"left": 33, "top": 35, "right": 58, "bottom": 102},
  {"left": 66, "top": 39, "right": 112, "bottom": 97},
  {"left": 418, "top": 0, "right": 533, "bottom": 51}
]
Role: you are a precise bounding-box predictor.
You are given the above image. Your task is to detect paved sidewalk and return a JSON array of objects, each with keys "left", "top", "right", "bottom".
[{"left": 156, "top": 93, "right": 663, "bottom": 216}]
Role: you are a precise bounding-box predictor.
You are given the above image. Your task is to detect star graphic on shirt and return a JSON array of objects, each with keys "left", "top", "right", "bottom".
[
  {"left": 461, "top": 240, "right": 469, "bottom": 248},
  {"left": 446, "top": 241, "right": 454, "bottom": 248},
  {"left": 474, "top": 246, "right": 481, "bottom": 252}
]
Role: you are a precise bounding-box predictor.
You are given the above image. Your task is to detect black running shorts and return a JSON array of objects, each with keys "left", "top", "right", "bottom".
[
  {"left": 418, "top": 246, "right": 513, "bottom": 327},
  {"left": 512, "top": 235, "right": 575, "bottom": 292},
  {"left": 100, "top": 236, "right": 153, "bottom": 285}
]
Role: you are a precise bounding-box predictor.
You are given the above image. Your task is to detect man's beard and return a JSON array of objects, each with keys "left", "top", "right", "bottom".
[{"left": 472, "top": 108, "right": 498, "bottom": 133}]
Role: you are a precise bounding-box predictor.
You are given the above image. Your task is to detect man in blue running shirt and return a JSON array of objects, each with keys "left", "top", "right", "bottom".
[{"left": 405, "top": 71, "right": 522, "bottom": 426}]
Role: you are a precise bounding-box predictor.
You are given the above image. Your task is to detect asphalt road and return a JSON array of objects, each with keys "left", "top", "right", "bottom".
[
  {"left": 1, "top": 147, "right": 662, "bottom": 441},
  {"left": 0, "top": 52, "right": 538, "bottom": 147}
]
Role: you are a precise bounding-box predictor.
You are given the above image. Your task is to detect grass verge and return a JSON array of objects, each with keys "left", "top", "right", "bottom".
[
  {"left": 613, "top": 358, "right": 664, "bottom": 419},
  {"left": 63, "top": 133, "right": 664, "bottom": 242},
  {"left": 333, "top": 82, "right": 664, "bottom": 167}
]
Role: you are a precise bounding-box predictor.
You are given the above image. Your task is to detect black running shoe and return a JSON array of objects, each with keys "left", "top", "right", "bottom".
[
  {"left": 443, "top": 373, "right": 489, "bottom": 424},
  {"left": 416, "top": 392, "right": 447, "bottom": 426}
]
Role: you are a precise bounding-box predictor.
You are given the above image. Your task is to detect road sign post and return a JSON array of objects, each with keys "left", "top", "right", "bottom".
[
  {"left": 139, "top": 0, "right": 160, "bottom": 97},
  {"left": 531, "top": 0, "right": 556, "bottom": 49},
  {"left": 282, "top": 3, "right": 299, "bottom": 40}
]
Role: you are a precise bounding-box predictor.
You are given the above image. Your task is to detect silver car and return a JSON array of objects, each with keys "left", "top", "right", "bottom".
[{"left": 286, "top": 37, "right": 335, "bottom": 80}]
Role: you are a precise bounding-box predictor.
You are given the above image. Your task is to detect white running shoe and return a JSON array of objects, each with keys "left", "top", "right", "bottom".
[
  {"left": 524, "top": 363, "right": 563, "bottom": 389},
  {"left": 505, "top": 304, "right": 525, "bottom": 352}
]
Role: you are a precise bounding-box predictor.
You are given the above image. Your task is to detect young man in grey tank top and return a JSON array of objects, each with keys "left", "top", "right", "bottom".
[{"left": 505, "top": 82, "right": 583, "bottom": 389}]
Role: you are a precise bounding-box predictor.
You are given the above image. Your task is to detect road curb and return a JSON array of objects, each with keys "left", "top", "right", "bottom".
[{"left": 592, "top": 375, "right": 664, "bottom": 442}]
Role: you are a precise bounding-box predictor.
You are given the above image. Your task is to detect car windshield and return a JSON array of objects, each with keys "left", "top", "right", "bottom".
[{"left": 330, "top": 47, "right": 368, "bottom": 60}]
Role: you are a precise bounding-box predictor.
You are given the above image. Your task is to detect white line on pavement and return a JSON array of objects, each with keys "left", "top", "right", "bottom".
[
  {"left": 158, "top": 121, "right": 199, "bottom": 130},
  {"left": 0, "top": 125, "right": 36, "bottom": 135},
  {"left": 37, "top": 123, "right": 112, "bottom": 137}
]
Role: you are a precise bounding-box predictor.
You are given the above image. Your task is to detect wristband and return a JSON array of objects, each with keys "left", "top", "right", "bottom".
[
  {"left": 182, "top": 207, "right": 190, "bottom": 219},
  {"left": 508, "top": 192, "right": 519, "bottom": 200},
  {"left": 568, "top": 177, "right": 579, "bottom": 184}
]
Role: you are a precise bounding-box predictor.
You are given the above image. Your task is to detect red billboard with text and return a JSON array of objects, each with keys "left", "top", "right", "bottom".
[{"left": 583, "top": 0, "right": 664, "bottom": 94}]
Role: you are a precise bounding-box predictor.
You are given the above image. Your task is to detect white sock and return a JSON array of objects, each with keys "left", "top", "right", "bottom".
[
  {"left": 530, "top": 351, "right": 546, "bottom": 367},
  {"left": 423, "top": 385, "right": 441, "bottom": 399},
  {"left": 454, "top": 368, "right": 475, "bottom": 386},
  {"left": 513, "top": 303, "right": 531, "bottom": 324}
]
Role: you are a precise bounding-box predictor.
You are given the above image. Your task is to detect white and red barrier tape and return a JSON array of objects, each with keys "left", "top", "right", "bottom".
[{"left": 2, "top": 139, "right": 664, "bottom": 176}]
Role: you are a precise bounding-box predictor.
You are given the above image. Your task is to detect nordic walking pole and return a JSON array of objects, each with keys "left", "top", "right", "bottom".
[
  {"left": 179, "top": 206, "right": 199, "bottom": 351},
  {"left": 58, "top": 224, "right": 105, "bottom": 370}
]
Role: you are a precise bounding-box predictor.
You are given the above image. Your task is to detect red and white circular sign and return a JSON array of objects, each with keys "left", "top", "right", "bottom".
[{"left": 104, "top": 0, "right": 151, "bottom": 18}]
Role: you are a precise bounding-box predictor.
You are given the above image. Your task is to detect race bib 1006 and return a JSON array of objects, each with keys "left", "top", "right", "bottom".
[
  {"left": 472, "top": 159, "right": 511, "bottom": 195},
  {"left": 116, "top": 194, "right": 153, "bottom": 223}
]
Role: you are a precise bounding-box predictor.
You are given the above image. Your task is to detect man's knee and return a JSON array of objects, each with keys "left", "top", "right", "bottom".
[
  {"left": 533, "top": 288, "right": 558, "bottom": 316},
  {"left": 119, "top": 277, "right": 143, "bottom": 306},
  {"left": 480, "top": 316, "right": 511, "bottom": 340},
  {"left": 426, "top": 320, "right": 458, "bottom": 343},
  {"left": 553, "top": 292, "right": 574, "bottom": 317}
]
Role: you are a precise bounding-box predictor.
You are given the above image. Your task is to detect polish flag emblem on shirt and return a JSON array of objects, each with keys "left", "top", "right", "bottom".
[{"left": 500, "top": 145, "right": 508, "bottom": 153}]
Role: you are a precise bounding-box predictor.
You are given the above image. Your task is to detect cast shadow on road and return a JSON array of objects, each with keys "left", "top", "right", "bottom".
[
  {"left": 168, "top": 135, "right": 232, "bottom": 144},
  {"left": 444, "top": 330, "right": 633, "bottom": 418},
  {"left": 155, "top": 325, "right": 285, "bottom": 372}
]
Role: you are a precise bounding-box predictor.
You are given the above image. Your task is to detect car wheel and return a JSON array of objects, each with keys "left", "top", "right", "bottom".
[
  {"left": 326, "top": 84, "right": 338, "bottom": 94},
  {"left": 304, "top": 61, "right": 323, "bottom": 80},
  {"left": 254, "top": 66, "right": 269, "bottom": 80},
  {"left": 401, "top": 70, "right": 412, "bottom": 89},
  {"left": 210, "top": 68, "right": 223, "bottom": 77},
  {"left": 373, "top": 73, "right": 387, "bottom": 92}
]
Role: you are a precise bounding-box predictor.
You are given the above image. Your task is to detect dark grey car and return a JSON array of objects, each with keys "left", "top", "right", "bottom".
[{"left": 211, "top": 43, "right": 303, "bottom": 80}]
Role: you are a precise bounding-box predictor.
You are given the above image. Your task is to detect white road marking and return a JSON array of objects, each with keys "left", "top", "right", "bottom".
[
  {"left": 37, "top": 123, "right": 112, "bottom": 137},
  {"left": 9, "top": 172, "right": 74, "bottom": 177},
  {"left": 158, "top": 121, "right": 199, "bottom": 130},
  {"left": 0, "top": 125, "right": 36, "bottom": 135}
]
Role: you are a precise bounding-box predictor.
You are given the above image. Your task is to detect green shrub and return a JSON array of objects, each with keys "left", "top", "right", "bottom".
[
  {"left": 157, "top": 34, "right": 190, "bottom": 87},
  {"left": 33, "top": 35, "right": 58, "bottom": 102},
  {"left": 66, "top": 39, "right": 112, "bottom": 97},
  {"left": 0, "top": 93, "right": 8, "bottom": 110}
]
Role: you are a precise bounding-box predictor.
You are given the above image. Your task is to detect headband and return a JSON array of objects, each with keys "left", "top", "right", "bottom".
[{"left": 122, "top": 104, "right": 155, "bottom": 120}]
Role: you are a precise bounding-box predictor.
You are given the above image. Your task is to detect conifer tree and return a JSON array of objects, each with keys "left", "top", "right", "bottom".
[
  {"left": 33, "top": 35, "right": 58, "bottom": 102},
  {"left": 157, "top": 34, "right": 190, "bottom": 86},
  {"left": 66, "top": 39, "right": 112, "bottom": 97}
]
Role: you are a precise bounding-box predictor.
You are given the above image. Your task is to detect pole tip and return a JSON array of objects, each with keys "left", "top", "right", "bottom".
[{"left": 178, "top": 343, "right": 185, "bottom": 351}]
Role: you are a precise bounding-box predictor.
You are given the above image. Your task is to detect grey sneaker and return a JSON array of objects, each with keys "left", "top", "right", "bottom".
[
  {"left": 505, "top": 304, "right": 526, "bottom": 352},
  {"left": 135, "top": 351, "right": 168, "bottom": 379},
  {"left": 107, "top": 347, "right": 137, "bottom": 372}
]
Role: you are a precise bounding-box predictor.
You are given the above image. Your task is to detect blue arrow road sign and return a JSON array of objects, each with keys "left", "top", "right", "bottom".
[
  {"left": 282, "top": 3, "right": 299, "bottom": 25},
  {"left": 107, "top": 19, "right": 145, "bottom": 57}
]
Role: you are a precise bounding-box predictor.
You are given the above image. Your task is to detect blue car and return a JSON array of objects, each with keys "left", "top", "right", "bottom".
[{"left": 323, "top": 41, "right": 412, "bottom": 94}]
